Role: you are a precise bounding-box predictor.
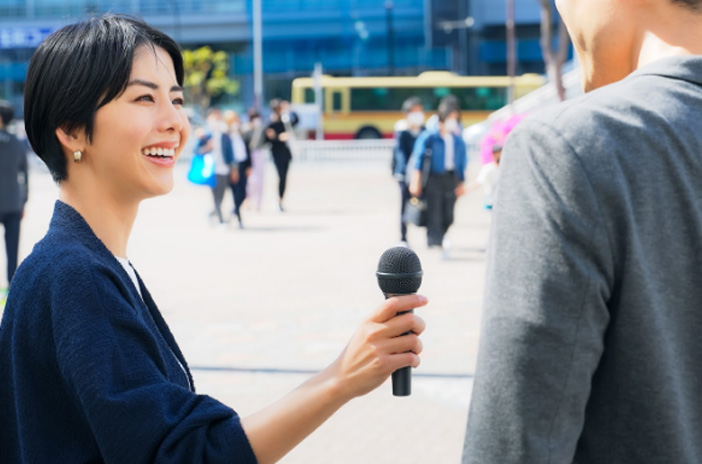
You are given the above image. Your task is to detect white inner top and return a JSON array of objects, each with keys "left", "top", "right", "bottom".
[
  {"left": 115, "top": 256, "right": 142, "bottom": 298},
  {"left": 442, "top": 133, "right": 455, "bottom": 171}
]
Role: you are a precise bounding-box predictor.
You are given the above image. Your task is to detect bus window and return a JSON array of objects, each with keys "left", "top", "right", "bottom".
[
  {"left": 332, "top": 91, "right": 342, "bottom": 111},
  {"left": 351, "top": 87, "right": 434, "bottom": 111},
  {"left": 304, "top": 88, "right": 315, "bottom": 104},
  {"left": 450, "top": 87, "right": 508, "bottom": 110}
]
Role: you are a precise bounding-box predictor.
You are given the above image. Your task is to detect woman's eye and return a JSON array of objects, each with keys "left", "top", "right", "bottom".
[
  {"left": 172, "top": 97, "right": 185, "bottom": 106},
  {"left": 136, "top": 95, "right": 154, "bottom": 102}
]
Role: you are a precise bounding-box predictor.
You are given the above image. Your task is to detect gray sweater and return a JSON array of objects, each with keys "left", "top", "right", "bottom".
[
  {"left": 463, "top": 56, "right": 702, "bottom": 463},
  {"left": 0, "top": 129, "right": 28, "bottom": 214}
]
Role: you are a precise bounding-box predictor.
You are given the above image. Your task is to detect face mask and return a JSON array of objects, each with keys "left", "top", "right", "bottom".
[
  {"left": 444, "top": 118, "right": 459, "bottom": 133},
  {"left": 407, "top": 111, "right": 425, "bottom": 127}
]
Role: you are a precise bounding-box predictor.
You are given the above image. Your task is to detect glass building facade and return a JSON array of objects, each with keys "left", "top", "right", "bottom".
[{"left": 0, "top": 0, "right": 564, "bottom": 113}]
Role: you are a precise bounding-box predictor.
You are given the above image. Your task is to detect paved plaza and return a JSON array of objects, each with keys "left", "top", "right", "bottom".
[{"left": 2, "top": 157, "right": 493, "bottom": 463}]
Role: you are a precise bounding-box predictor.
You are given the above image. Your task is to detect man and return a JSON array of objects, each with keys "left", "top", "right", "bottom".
[
  {"left": 224, "top": 109, "right": 250, "bottom": 229},
  {"left": 198, "top": 108, "right": 235, "bottom": 227},
  {"left": 463, "top": 1, "right": 702, "bottom": 463},
  {"left": 392, "top": 96, "right": 424, "bottom": 246},
  {"left": 0, "top": 100, "right": 28, "bottom": 290}
]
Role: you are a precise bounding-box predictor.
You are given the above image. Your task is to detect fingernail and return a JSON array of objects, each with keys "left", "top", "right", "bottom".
[{"left": 418, "top": 295, "right": 428, "bottom": 304}]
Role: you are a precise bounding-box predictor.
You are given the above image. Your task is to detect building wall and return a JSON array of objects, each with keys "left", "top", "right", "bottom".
[{"left": 0, "top": 0, "right": 566, "bottom": 114}]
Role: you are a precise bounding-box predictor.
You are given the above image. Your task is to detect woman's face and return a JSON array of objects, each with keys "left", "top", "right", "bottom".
[{"left": 83, "top": 45, "right": 190, "bottom": 201}]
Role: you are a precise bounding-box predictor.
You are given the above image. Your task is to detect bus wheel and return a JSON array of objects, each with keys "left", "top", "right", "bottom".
[{"left": 355, "top": 126, "right": 382, "bottom": 139}]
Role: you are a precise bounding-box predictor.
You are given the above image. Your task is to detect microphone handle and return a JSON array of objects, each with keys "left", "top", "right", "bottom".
[{"left": 385, "top": 293, "right": 414, "bottom": 397}]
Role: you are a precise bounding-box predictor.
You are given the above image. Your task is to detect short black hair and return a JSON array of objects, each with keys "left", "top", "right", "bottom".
[
  {"left": 269, "top": 98, "right": 282, "bottom": 112},
  {"left": 0, "top": 100, "right": 13, "bottom": 127},
  {"left": 437, "top": 95, "right": 461, "bottom": 122},
  {"left": 247, "top": 107, "right": 261, "bottom": 120},
  {"left": 672, "top": 0, "right": 702, "bottom": 10},
  {"left": 24, "top": 14, "right": 183, "bottom": 182},
  {"left": 401, "top": 96, "right": 422, "bottom": 113}
]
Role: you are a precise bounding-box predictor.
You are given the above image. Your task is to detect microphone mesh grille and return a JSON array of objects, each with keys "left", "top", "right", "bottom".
[{"left": 377, "top": 247, "right": 423, "bottom": 294}]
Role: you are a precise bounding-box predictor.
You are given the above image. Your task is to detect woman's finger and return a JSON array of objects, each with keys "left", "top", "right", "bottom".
[
  {"left": 370, "top": 294, "right": 428, "bottom": 324},
  {"left": 373, "top": 312, "right": 426, "bottom": 339}
]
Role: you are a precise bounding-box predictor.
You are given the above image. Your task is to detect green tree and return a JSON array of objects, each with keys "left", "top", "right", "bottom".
[{"left": 183, "top": 46, "right": 239, "bottom": 115}]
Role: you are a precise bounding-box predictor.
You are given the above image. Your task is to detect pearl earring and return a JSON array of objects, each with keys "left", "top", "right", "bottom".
[{"left": 73, "top": 150, "right": 83, "bottom": 163}]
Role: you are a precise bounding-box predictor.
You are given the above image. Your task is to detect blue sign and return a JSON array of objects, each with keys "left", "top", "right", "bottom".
[{"left": 0, "top": 27, "right": 55, "bottom": 49}]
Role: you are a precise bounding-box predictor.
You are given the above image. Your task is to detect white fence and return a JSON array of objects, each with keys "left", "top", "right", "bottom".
[{"left": 290, "top": 139, "right": 396, "bottom": 163}]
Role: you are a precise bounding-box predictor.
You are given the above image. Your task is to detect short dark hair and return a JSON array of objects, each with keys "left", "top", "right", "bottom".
[
  {"left": 0, "top": 100, "right": 13, "bottom": 126},
  {"left": 24, "top": 15, "right": 183, "bottom": 182},
  {"left": 247, "top": 107, "right": 261, "bottom": 121},
  {"left": 437, "top": 95, "right": 461, "bottom": 122},
  {"left": 401, "top": 97, "right": 422, "bottom": 113},
  {"left": 672, "top": 0, "right": 702, "bottom": 10},
  {"left": 269, "top": 98, "right": 282, "bottom": 112}
]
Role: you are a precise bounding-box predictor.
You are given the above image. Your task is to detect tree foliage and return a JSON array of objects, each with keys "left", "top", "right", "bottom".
[{"left": 183, "top": 46, "right": 239, "bottom": 114}]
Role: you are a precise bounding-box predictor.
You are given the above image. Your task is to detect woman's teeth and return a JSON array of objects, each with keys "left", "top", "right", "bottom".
[{"left": 142, "top": 147, "right": 176, "bottom": 157}]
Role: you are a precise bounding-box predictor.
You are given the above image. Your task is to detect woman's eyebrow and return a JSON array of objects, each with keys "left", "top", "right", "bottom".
[{"left": 127, "top": 79, "right": 184, "bottom": 92}]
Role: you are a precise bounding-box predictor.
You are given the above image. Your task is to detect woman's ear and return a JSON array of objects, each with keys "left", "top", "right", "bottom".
[{"left": 55, "top": 126, "right": 86, "bottom": 153}]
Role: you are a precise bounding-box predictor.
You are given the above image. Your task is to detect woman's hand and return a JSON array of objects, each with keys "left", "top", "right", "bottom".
[
  {"left": 455, "top": 182, "right": 466, "bottom": 197},
  {"left": 329, "top": 294, "right": 428, "bottom": 401},
  {"left": 241, "top": 294, "right": 427, "bottom": 464}
]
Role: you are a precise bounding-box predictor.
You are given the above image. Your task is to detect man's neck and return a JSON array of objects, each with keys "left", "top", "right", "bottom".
[{"left": 583, "top": 5, "right": 702, "bottom": 91}]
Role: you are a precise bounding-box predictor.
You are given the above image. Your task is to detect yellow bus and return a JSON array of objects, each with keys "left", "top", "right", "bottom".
[{"left": 290, "top": 71, "right": 545, "bottom": 140}]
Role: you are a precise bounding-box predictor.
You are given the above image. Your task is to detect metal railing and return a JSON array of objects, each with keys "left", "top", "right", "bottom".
[{"left": 290, "top": 139, "right": 395, "bottom": 163}]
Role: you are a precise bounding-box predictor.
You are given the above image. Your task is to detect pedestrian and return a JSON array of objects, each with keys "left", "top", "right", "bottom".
[
  {"left": 0, "top": 100, "right": 28, "bottom": 291},
  {"left": 392, "top": 96, "right": 425, "bottom": 247},
  {"left": 224, "top": 110, "right": 250, "bottom": 228},
  {"left": 409, "top": 100, "right": 467, "bottom": 256},
  {"left": 425, "top": 94, "right": 462, "bottom": 135},
  {"left": 475, "top": 144, "right": 501, "bottom": 210},
  {"left": 243, "top": 107, "right": 267, "bottom": 212},
  {"left": 0, "top": 15, "right": 427, "bottom": 464},
  {"left": 265, "top": 98, "right": 298, "bottom": 212},
  {"left": 463, "top": 1, "right": 702, "bottom": 463},
  {"left": 199, "top": 107, "right": 234, "bottom": 227}
]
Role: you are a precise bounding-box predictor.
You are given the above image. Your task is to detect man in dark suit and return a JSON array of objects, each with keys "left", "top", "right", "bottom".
[{"left": 0, "top": 100, "right": 28, "bottom": 288}]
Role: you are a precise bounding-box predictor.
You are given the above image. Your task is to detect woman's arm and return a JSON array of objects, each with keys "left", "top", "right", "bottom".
[{"left": 241, "top": 294, "right": 427, "bottom": 464}]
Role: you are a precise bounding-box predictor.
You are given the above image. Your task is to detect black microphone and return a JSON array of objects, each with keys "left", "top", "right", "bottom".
[{"left": 376, "top": 246, "right": 423, "bottom": 396}]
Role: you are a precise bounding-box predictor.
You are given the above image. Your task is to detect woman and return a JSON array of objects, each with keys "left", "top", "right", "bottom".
[
  {"left": 0, "top": 15, "right": 426, "bottom": 463},
  {"left": 409, "top": 99, "right": 468, "bottom": 254},
  {"left": 244, "top": 107, "right": 267, "bottom": 212},
  {"left": 265, "top": 99, "right": 298, "bottom": 212}
]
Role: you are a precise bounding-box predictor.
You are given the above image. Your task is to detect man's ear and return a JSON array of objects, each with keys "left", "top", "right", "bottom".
[{"left": 55, "top": 126, "right": 86, "bottom": 153}]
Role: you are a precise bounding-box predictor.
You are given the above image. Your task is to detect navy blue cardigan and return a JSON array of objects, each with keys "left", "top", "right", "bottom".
[{"left": 0, "top": 201, "right": 257, "bottom": 463}]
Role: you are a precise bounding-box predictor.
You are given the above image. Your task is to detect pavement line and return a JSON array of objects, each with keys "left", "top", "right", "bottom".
[{"left": 190, "top": 365, "right": 474, "bottom": 379}]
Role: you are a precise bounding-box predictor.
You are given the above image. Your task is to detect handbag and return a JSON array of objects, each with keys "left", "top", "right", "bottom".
[
  {"left": 404, "top": 196, "right": 428, "bottom": 227},
  {"left": 403, "top": 136, "right": 433, "bottom": 227},
  {"left": 187, "top": 153, "right": 216, "bottom": 187}
]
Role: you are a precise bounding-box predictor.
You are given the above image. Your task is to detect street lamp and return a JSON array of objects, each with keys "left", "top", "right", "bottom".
[
  {"left": 252, "top": 0, "right": 263, "bottom": 111},
  {"left": 438, "top": 16, "right": 474, "bottom": 75}
]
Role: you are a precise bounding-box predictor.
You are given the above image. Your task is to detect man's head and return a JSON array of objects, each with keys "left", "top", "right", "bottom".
[
  {"left": 0, "top": 100, "right": 13, "bottom": 129},
  {"left": 492, "top": 144, "right": 503, "bottom": 166},
  {"left": 556, "top": 0, "right": 702, "bottom": 92}
]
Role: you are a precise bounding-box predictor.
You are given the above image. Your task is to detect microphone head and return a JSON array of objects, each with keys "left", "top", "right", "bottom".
[{"left": 376, "top": 247, "right": 423, "bottom": 295}]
